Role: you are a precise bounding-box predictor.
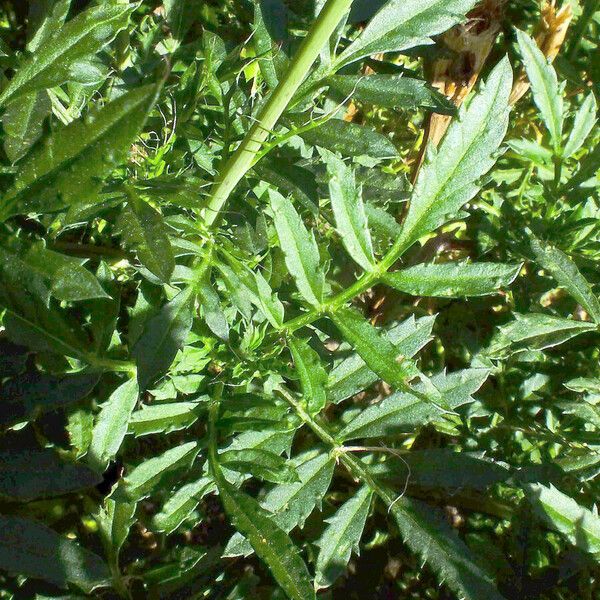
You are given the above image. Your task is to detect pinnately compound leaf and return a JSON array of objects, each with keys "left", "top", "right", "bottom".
[
  {"left": 88, "top": 378, "right": 140, "bottom": 470},
  {"left": 315, "top": 485, "right": 372, "bottom": 589},
  {"left": 326, "top": 74, "right": 456, "bottom": 114},
  {"left": 133, "top": 286, "right": 195, "bottom": 391},
  {"left": 336, "top": 0, "right": 478, "bottom": 67},
  {"left": 0, "top": 84, "right": 161, "bottom": 221},
  {"left": 210, "top": 424, "right": 316, "bottom": 600},
  {"left": 0, "top": 516, "right": 110, "bottom": 593},
  {"left": 288, "top": 336, "right": 328, "bottom": 416},
  {"left": 529, "top": 232, "right": 600, "bottom": 324},
  {"left": 563, "top": 92, "right": 597, "bottom": 159},
  {"left": 330, "top": 307, "right": 422, "bottom": 392},
  {"left": 384, "top": 262, "right": 522, "bottom": 298},
  {"left": 524, "top": 483, "right": 600, "bottom": 558},
  {"left": 327, "top": 315, "right": 436, "bottom": 404},
  {"left": 270, "top": 189, "right": 324, "bottom": 306},
  {"left": 116, "top": 193, "right": 175, "bottom": 283},
  {"left": 0, "top": 3, "right": 134, "bottom": 106},
  {"left": 515, "top": 29, "right": 563, "bottom": 152},
  {"left": 320, "top": 148, "right": 375, "bottom": 271},
  {"left": 395, "top": 57, "right": 512, "bottom": 256}
]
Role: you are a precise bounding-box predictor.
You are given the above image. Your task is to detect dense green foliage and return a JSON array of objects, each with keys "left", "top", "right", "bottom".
[{"left": 0, "top": 1, "right": 598, "bottom": 598}]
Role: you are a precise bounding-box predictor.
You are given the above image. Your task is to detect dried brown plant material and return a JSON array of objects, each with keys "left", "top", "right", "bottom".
[
  {"left": 509, "top": 0, "right": 573, "bottom": 105},
  {"left": 371, "top": 2, "right": 504, "bottom": 326},
  {"left": 414, "top": 0, "right": 505, "bottom": 175},
  {"left": 427, "top": 0, "right": 506, "bottom": 147}
]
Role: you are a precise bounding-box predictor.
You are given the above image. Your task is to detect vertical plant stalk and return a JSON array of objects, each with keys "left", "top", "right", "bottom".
[{"left": 202, "top": 0, "right": 353, "bottom": 227}]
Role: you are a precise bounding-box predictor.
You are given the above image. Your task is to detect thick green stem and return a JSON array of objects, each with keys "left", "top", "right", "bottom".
[{"left": 201, "top": 0, "right": 353, "bottom": 227}]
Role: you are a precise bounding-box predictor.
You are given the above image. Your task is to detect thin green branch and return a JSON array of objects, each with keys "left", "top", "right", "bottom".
[{"left": 201, "top": 0, "right": 353, "bottom": 228}]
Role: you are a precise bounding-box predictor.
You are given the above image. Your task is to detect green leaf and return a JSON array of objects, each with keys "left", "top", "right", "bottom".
[
  {"left": 116, "top": 193, "right": 175, "bottom": 283},
  {"left": 564, "top": 92, "right": 597, "bottom": 158},
  {"left": 88, "top": 378, "right": 140, "bottom": 470},
  {"left": 327, "top": 314, "right": 435, "bottom": 404},
  {"left": 321, "top": 148, "right": 375, "bottom": 271},
  {"left": 389, "top": 497, "right": 505, "bottom": 600},
  {"left": 524, "top": 483, "right": 600, "bottom": 558},
  {"left": 330, "top": 307, "right": 422, "bottom": 392},
  {"left": 258, "top": 451, "right": 335, "bottom": 528},
  {"left": 0, "top": 516, "right": 110, "bottom": 593},
  {"left": 96, "top": 498, "right": 136, "bottom": 565},
  {"left": 314, "top": 485, "right": 372, "bottom": 589},
  {"left": 220, "top": 262, "right": 286, "bottom": 328},
  {"left": 270, "top": 189, "right": 324, "bottom": 306},
  {"left": 2, "top": 306, "right": 87, "bottom": 359},
  {"left": 288, "top": 336, "right": 328, "bottom": 416},
  {"left": 0, "top": 3, "right": 134, "bottom": 106},
  {"left": 296, "top": 118, "right": 397, "bottom": 159},
  {"left": 152, "top": 476, "right": 213, "bottom": 534},
  {"left": 529, "top": 232, "right": 600, "bottom": 324},
  {"left": 0, "top": 446, "right": 100, "bottom": 502},
  {"left": 336, "top": 0, "right": 478, "bottom": 67},
  {"left": 254, "top": 270, "right": 286, "bottom": 327},
  {"left": 564, "top": 377, "right": 600, "bottom": 394},
  {"left": 507, "top": 138, "right": 553, "bottom": 165},
  {"left": 2, "top": 91, "right": 51, "bottom": 162},
  {"left": 210, "top": 421, "right": 316, "bottom": 600},
  {"left": 370, "top": 449, "right": 510, "bottom": 492},
  {"left": 0, "top": 371, "right": 98, "bottom": 428},
  {"left": 220, "top": 449, "right": 299, "bottom": 484},
  {"left": 225, "top": 451, "right": 335, "bottom": 557},
  {"left": 483, "top": 313, "right": 597, "bottom": 358},
  {"left": 326, "top": 74, "right": 455, "bottom": 114},
  {"left": 564, "top": 141, "right": 600, "bottom": 192},
  {"left": 339, "top": 368, "right": 489, "bottom": 440},
  {"left": 198, "top": 282, "right": 230, "bottom": 341},
  {"left": 164, "top": 0, "right": 197, "bottom": 42},
  {"left": 27, "top": 244, "right": 110, "bottom": 303},
  {"left": 395, "top": 57, "right": 512, "bottom": 255},
  {"left": 515, "top": 29, "right": 563, "bottom": 152},
  {"left": 133, "top": 287, "right": 195, "bottom": 390},
  {"left": 0, "top": 239, "right": 108, "bottom": 305},
  {"left": 88, "top": 262, "right": 120, "bottom": 354},
  {"left": 254, "top": 158, "right": 319, "bottom": 216},
  {"left": 0, "top": 84, "right": 161, "bottom": 221},
  {"left": 122, "top": 441, "right": 200, "bottom": 501},
  {"left": 26, "top": 0, "right": 72, "bottom": 51},
  {"left": 384, "top": 262, "right": 522, "bottom": 297},
  {"left": 252, "top": 0, "right": 281, "bottom": 88},
  {"left": 129, "top": 401, "right": 204, "bottom": 436},
  {"left": 67, "top": 407, "right": 94, "bottom": 458}
]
